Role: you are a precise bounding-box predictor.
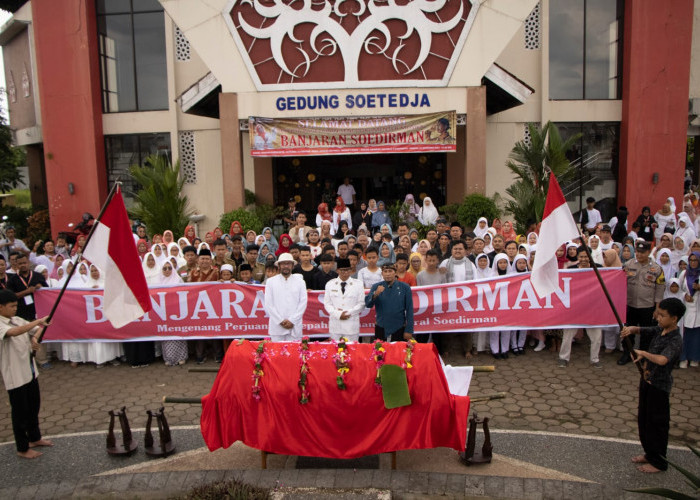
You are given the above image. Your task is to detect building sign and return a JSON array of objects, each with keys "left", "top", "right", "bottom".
[
  {"left": 249, "top": 111, "right": 456, "bottom": 156},
  {"left": 36, "top": 269, "right": 626, "bottom": 341}
]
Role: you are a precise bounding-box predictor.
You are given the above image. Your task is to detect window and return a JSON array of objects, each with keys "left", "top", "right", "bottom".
[
  {"left": 556, "top": 122, "right": 619, "bottom": 212},
  {"left": 549, "top": 0, "right": 624, "bottom": 100},
  {"left": 97, "top": 0, "right": 168, "bottom": 112},
  {"left": 105, "top": 133, "right": 171, "bottom": 204}
]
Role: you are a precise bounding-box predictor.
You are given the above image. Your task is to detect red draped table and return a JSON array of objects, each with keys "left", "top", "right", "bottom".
[{"left": 201, "top": 340, "right": 470, "bottom": 459}]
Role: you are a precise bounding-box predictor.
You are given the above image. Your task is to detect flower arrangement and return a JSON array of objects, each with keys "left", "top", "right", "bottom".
[
  {"left": 298, "top": 337, "right": 311, "bottom": 404},
  {"left": 251, "top": 340, "right": 268, "bottom": 401},
  {"left": 332, "top": 337, "right": 351, "bottom": 390},
  {"left": 372, "top": 340, "right": 386, "bottom": 388},
  {"left": 402, "top": 338, "right": 417, "bottom": 369}
]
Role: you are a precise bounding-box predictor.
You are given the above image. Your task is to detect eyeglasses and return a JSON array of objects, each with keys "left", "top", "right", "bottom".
[{"left": 163, "top": 266, "right": 172, "bottom": 270}]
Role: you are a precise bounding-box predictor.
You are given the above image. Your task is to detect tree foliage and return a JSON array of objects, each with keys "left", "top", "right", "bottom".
[
  {"left": 505, "top": 122, "right": 581, "bottom": 233},
  {"left": 0, "top": 112, "right": 25, "bottom": 193},
  {"left": 456, "top": 193, "right": 501, "bottom": 230},
  {"left": 129, "top": 155, "right": 191, "bottom": 238}
]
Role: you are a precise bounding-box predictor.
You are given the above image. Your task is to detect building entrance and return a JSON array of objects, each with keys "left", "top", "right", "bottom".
[{"left": 273, "top": 153, "right": 447, "bottom": 215}]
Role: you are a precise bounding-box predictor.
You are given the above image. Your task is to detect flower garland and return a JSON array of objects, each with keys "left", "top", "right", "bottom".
[
  {"left": 332, "top": 337, "right": 351, "bottom": 390},
  {"left": 402, "top": 338, "right": 417, "bottom": 369},
  {"left": 298, "top": 337, "right": 311, "bottom": 404},
  {"left": 251, "top": 340, "right": 268, "bottom": 401},
  {"left": 372, "top": 340, "right": 386, "bottom": 388}
]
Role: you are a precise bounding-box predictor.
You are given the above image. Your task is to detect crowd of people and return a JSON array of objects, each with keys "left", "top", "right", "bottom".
[
  {"left": 0, "top": 182, "right": 695, "bottom": 374},
  {"left": 0, "top": 176, "right": 694, "bottom": 469}
]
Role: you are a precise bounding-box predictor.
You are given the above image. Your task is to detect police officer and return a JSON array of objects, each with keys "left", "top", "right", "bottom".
[{"left": 619, "top": 240, "right": 665, "bottom": 365}]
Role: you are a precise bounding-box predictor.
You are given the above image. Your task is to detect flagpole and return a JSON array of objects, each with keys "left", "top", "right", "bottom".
[
  {"left": 577, "top": 228, "right": 644, "bottom": 376},
  {"left": 34, "top": 180, "right": 123, "bottom": 346}
]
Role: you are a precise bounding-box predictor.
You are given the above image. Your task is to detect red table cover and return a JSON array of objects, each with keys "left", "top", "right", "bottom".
[{"left": 200, "top": 341, "right": 470, "bottom": 459}]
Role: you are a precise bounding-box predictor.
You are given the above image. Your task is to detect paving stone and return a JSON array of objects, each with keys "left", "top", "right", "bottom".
[
  {"left": 276, "top": 469, "right": 299, "bottom": 488},
  {"left": 352, "top": 469, "right": 374, "bottom": 489},
  {"left": 542, "top": 479, "right": 563, "bottom": 500},
  {"left": 522, "top": 478, "right": 544, "bottom": 500},
  {"left": 107, "top": 474, "right": 133, "bottom": 494},
  {"left": 33, "top": 482, "right": 60, "bottom": 500},
  {"left": 333, "top": 470, "right": 355, "bottom": 489},
  {"left": 314, "top": 469, "right": 336, "bottom": 488},
  {"left": 165, "top": 470, "right": 189, "bottom": 492},
  {"left": 445, "top": 473, "right": 466, "bottom": 495},
  {"left": 483, "top": 475, "right": 504, "bottom": 498},
  {"left": 128, "top": 472, "right": 153, "bottom": 492},
  {"left": 370, "top": 470, "right": 392, "bottom": 489},
  {"left": 258, "top": 470, "right": 281, "bottom": 489},
  {"left": 503, "top": 476, "right": 525, "bottom": 498},
  {"left": 15, "top": 484, "right": 39, "bottom": 499},
  {"left": 147, "top": 471, "right": 171, "bottom": 490},
  {"left": 239, "top": 469, "right": 262, "bottom": 488},
  {"left": 203, "top": 469, "right": 226, "bottom": 486},
  {"left": 183, "top": 470, "right": 208, "bottom": 490},
  {"left": 390, "top": 471, "right": 411, "bottom": 492}
]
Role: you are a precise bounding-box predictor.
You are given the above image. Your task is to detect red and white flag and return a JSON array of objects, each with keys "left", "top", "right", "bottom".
[
  {"left": 531, "top": 173, "right": 580, "bottom": 298},
  {"left": 83, "top": 186, "right": 152, "bottom": 328}
]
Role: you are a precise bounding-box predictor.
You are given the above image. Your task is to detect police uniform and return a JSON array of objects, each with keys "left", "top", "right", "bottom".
[{"left": 619, "top": 242, "right": 665, "bottom": 364}]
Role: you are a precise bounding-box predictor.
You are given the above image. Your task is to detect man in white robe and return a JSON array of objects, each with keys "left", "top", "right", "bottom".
[
  {"left": 324, "top": 258, "right": 365, "bottom": 342},
  {"left": 264, "top": 253, "right": 308, "bottom": 340}
]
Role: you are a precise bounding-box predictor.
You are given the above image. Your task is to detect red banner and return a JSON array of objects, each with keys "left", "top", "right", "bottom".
[{"left": 35, "top": 269, "right": 626, "bottom": 342}]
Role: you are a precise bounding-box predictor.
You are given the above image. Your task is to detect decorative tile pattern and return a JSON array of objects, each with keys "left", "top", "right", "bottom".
[
  {"left": 178, "top": 131, "right": 196, "bottom": 184},
  {"left": 524, "top": 3, "right": 540, "bottom": 50},
  {"left": 175, "top": 26, "right": 191, "bottom": 61}
]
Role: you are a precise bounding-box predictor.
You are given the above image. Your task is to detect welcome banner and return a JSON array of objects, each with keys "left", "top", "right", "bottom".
[
  {"left": 36, "top": 270, "right": 626, "bottom": 342},
  {"left": 249, "top": 111, "right": 457, "bottom": 156}
]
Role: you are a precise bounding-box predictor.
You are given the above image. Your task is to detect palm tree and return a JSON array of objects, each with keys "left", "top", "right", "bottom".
[
  {"left": 129, "top": 155, "right": 192, "bottom": 238},
  {"left": 505, "top": 122, "right": 581, "bottom": 232}
]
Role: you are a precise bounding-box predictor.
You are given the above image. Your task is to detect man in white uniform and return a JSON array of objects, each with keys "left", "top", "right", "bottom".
[
  {"left": 324, "top": 258, "right": 365, "bottom": 342},
  {"left": 264, "top": 253, "right": 308, "bottom": 341}
]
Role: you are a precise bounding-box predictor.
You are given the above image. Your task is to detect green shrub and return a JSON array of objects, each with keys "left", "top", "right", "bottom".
[
  {"left": 219, "top": 208, "right": 264, "bottom": 235},
  {"left": 439, "top": 203, "right": 459, "bottom": 223},
  {"left": 411, "top": 221, "right": 436, "bottom": 239},
  {"left": 244, "top": 189, "right": 256, "bottom": 206},
  {"left": 455, "top": 193, "right": 501, "bottom": 230},
  {"left": 25, "top": 209, "right": 51, "bottom": 247},
  {"left": 387, "top": 200, "right": 402, "bottom": 229},
  {"left": 253, "top": 204, "right": 285, "bottom": 229}
]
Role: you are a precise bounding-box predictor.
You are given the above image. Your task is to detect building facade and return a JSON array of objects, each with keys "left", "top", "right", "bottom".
[{"left": 0, "top": 0, "right": 696, "bottom": 236}]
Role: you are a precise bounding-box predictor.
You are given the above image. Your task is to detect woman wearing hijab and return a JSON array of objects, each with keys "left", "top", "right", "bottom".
[
  {"left": 490, "top": 254, "right": 512, "bottom": 358},
  {"left": 371, "top": 201, "right": 391, "bottom": 231},
  {"left": 620, "top": 243, "right": 635, "bottom": 265},
  {"left": 260, "top": 227, "right": 279, "bottom": 253},
  {"left": 418, "top": 196, "right": 439, "bottom": 226},
  {"left": 159, "top": 261, "right": 188, "bottom": 366},
  {"left": 275, "top": 234, "right": 293, "bottom": 257},
  {"left": 229, "top": 221, "right": 244, "bottom": 237},
  {"left": 483, "top": 230, "right": 495, "bottom": 254},
  {"left": 679, "top": 251, "right": 700, "bottom": 368},
  {"left": 244, "top": 230, "right": 256, "bottom": 249},
  {"left": 316, "top": 202, "right": 333, "bottom": 227},
  {"left": 675, "top": 213, "right": 696, "bottom": 248},
  {"left": 331, "top": 196, "right": 352, "bottom": 235},
  {"left": 653, "top": 201, "right": 677, "bottom": 245},
  {"left": 408, "top": 252, "right": 424, "bottom": 277},
  {"left": 353, "top": 201, "right": 373, "bottom": 230},
  {"left": 184, "top": 225, "right": 197, "bottom": 244},
  {"left": 333, "top": 221, "right": 352, "bottom": 242},
  {"left": 474, "top": 217, "right": 489, "bottom": 238},
  {"left": 501, "top": 221, "right": 517, "bottom": 242},
  {"left": 377, "top": 241, "right": 396, "bottom": 267},
  {"left": 655, "top": 248, "right": 675, "bottom": 289},
  {"left": 491, "top": 218, "right": 503, "bottom": 235},
  {"left": 162, "top": 230, "right": 175, "bottom": 245},
  {"left": 588, "top": 235, "right": 604, "bottom": 266},
  {"left": 399, "top": 194, "right": 420, "bottom": 225}
]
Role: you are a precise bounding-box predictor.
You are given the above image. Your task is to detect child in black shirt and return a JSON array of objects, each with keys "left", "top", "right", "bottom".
[{"left": 621, "top": 297, "right": 684, "bottom": 473}]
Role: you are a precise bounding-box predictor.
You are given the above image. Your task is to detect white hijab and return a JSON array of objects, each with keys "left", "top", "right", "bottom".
[
  {"left": 159, "top": 260, "right": 183, "bottom": 286},
  {"left": 68, "top": 261, "right": 90, "bottom": 288},
  {"left": 588, "top": 235, "right": 604, "bottom": 265},
  {"left": 474, "top": 253, "right": 494, "bottom": 279},
  {"left": 85, "top": 264, "right": 105, "bottom": 288},
  {"left": 473, "top": 217, "right": 489, "bottom": 238},
  {"left": 141, "top": 252, "right": 162, "bottom": 284},
  {"left": 151, "top": 243, "right": 167, "bottom": 267},
  {"left": 418, "top": 197, "right": 439, "bottom": 225}
]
